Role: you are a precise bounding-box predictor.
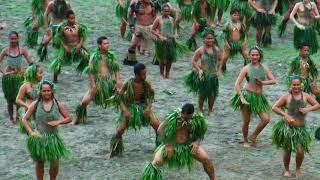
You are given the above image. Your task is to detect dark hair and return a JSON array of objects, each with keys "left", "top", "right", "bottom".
[
  {"left": 181, "top": 103, "right": 194, "bottom": 114},
  {"left": 161, "top": 3, "right": 170, "bottom": 11},
  {"left": 134, "top": 63, "right": 146, "bottom": 76},
  {"left": 291, "top": 75, "right": 302, "bottom": 83},
  {"left": 298, "top": 42, "right": 309, "bottom": 49},
  {"left": 230, "top": 8, "right": 239, "bottom": 15},
  {"left": 9, "top": 31, "right": 19, "bottom": 38},
  {"left": 97, "top": 36, "right": 108, "bottom": 45},
  {"left": 249, "top": 46, "right": 264, "bottom": 62},
  {"left": 65, "top": 9, "right": 75, "bottom": 18}
]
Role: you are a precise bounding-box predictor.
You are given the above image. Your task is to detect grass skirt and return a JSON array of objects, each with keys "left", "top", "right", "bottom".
[
  {"left": 117, "top": 103, "right": 150, "bottom": 130},
  {"left": 75, "top": 105, "right": 87, "bottom": 124},
  {"left": 251, "top": 12, "right": 276, "bottom": 29},
  {"left": 93, "top": 78, "right": 116, "bottom": 108},
  {"left": 109, "top": 135, "right": 124, "bottom": 157},
  {"left": 216, "top": 0, "right": 230, "bottom": 10},
  {"left": 229, "top": 40, "right": 243, "bottom": 57},
  {"left": 37, "top": 43, "right": 48, "bottom": 62},
  {"left": 184, "top": 70, "right": 219, "bottom": 101},
  {"left": 49, "top": 47, "right": 89, "bottom": 74},
  {"left": 2, "top": 74, "right": 24, "bottom": 104},
  {"left": 24, "top": 18, "right": 39, "bottom": 48},
  {"left": 180, "top": 4, "right": 193, "bottom": 22},
  {"left": 230, "top": 90, "right": 271, "bottom": 115},
  {"left": 155, "top": 38, "right": 177, "bottom": 64},
  {"left": 157, "top": 144, "right": 195, "bottom": 171},
  {"left": 293, "top": 26, "right": 318, "bottom": 55},
  {"left": 142, "top": 162, "right": 163, "bottom": 180},
  {"left": 231, "top": 0, "right": 252, "bottom": 17},
  {"left": 272, "top": 120, "right": 311, "bottom": 153},
  {"left": 27, "top": 132, "right": 70, "bottom": 162}
]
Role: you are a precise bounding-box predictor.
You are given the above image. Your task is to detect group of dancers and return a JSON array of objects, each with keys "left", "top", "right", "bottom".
[{"left": 1, "top": 0, "right": 320, "bottom": 179}]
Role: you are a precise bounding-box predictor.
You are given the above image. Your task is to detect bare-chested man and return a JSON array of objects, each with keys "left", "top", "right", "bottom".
[
  {"left": 38, "top": 0, "right": 71, "bottom": 61},
  {"left": 75, "top": 36, "right": 122, "bottom": 124},
  {"left": 290, "top": 0, "right": 320, "bottom": 54},
  {"left": 142, "top": 103, "right": 216, "bottom": 180},
  {"left": 222, "top": 8, "right": 249, "bottom": 72},
  {"left": 124, "top": 0, "right": 157, "bottom": 65},
  {"left": 186, "top": 0, "right": 214, "bottom": 51},
  {"left": 0, "top": 31, "right": 34, "bottom": 125},
  {"left": 49, "top": 10, "right": 89, "bottom": 83},
  {"left": 109, "top": 63, "right": 160, "bottom": 157},
  {"left": 24, "top": 0, "right": 50, "bottom": 47}
]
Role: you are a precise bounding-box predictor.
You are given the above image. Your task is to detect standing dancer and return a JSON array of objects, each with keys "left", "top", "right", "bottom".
[
  {"left": 231, "top": 46, "right": 276, "bottom": 147},
  {"left": 272, "top": 76, "right": 318, "bottom": 178},
  {"left": 141, "top": 103, "right": 216, "bottom": 180},
  {"left": 231, "top": 0, "right": 252, "bottom": 32},
  {"left": 75, "top": 36, "right": 122, "bottom": 124},
  {"left": 23, "top": 80, "right": 71, "bottom": 180},
  {"left": 0, "top": 31, "right": 34, "bottom": 125},
  {"left": 290, "top": 0, "right": 320, "bottom": 54},
  {"left": 184, "top": 28, "right": 223, "bottom": 116},
  {"left": 249, "top": 0, "right": 278, "bottom": 47}
]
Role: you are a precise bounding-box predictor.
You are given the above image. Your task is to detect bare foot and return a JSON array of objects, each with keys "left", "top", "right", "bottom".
[
  {"left": 243, "top": 142, "right": 251, "bottom": 148},
  {"left": 295, "top": 169, "right": 302, "bottom": 178},
  {"left": 208, "top": 110, "right": 214, "bottom": 117},
  {"left": 160, "top": 75, "right": 164, "bottom": 80},
  {"left": 283, "top": 171, "right": 293, "bottom": 177},
  {"left": 249, "top": 135, "right": 257, "bottom": 144}
]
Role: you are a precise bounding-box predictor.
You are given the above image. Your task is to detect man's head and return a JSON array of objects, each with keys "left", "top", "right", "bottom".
[
  {"left": 230, "top": 8, "right": 240, "bottom": 22},
  {"left": 66, "top": 10, "right": 76, "bottom": 25},
  {"left": 299, "top": 42, "right": 310, "bottom": 58},
  {"left": 97, "top": 36, "right": 109, "bottom": 52},
  {"left": 181, "top": 103, "right": 194, "bottom": 121},
  {"left": 134, "top": 63, "right": 147, "bottom": 81}
]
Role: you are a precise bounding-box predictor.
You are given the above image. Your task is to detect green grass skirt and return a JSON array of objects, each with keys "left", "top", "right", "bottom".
[
  {"left": 231, "top": 0, "right": 252, "bottom": 17},
  {"left": 49, "top": 47, "right": 89, "bottom": 74},
  {"left": 27, "top": 132, "right": 70, "bottom": 162},
  {"left": 116, "top": 3, "right": 128, "bottom": 20},
  {"left": 155, "top": 38, "right": 177, "bottom": 64},
  {"left": 230, "top": 90, "right": 271, "bottom": 115},
  {"left": 37, "top": 43, "right": 48, "bottom": 62},
  {"left": 142, "top": 162, "right": 163, "bottom": 180},
  {"left": 93, "top": 78, "right": 116, "bottom": 108},
  {"left": 229, "top": 40, "right": 243, "bottom": 57},
  {"left": 251, "top": 12, "right": 276, "bottom": 29},
  {"left": 2, "top": 74, "right": 24, "bottom": 104},
  {"left": 109, "top": 135, "right": 124, "bottom": 157},
  {"left": 184, "top": 70, "right": 219, "bottom": 102},
  {"left": 24, "top": 18, "right": 39, "bottom": 48},
  {"left": 75, "top": 105, "right": 87, "bottom": 124},
  {"left": 293, "top": 26, "right": 318, "bottom": 55},
  {"left": 180, "top": 4, "right": 193, "bottom": 22},
  {"left": 272, "top": 120, "right": 311, "bottom": 153},
  {"left": 157, "top": 143, "right": 195, "bottom": 171},
  {"left": 117, "top": 103, "right": 150, "bottom": 130}
]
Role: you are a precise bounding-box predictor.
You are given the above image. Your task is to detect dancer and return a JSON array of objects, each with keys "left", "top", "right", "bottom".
[
  {"left": 184, "top": 28, "right": 222, "bottom": 116},
  {"left": 231, "top": 0, "right": 252, "bottom": 32},
  {"left": 141, "top": 103, "right": 216, "bottom": 180},
  {"left": 272, "top": 76, "right": 318, "bottom": 178},
  {"left": 231, "top": 46, "right": 276, "bottom": 147},
  {"left": 75, "top": 36, "right": 122, "bottom": 124},
  {"left": 16, "top": 65, "right": 44, "bottom": 133},
  {"left": 249, "top": 0, "right": 278, "bottom": 47},
  {"left": 222, "top": 8, "right": 249, "bottom": 72},
  {"left": 38, "top": 0, "right": 71, "bottom": 61},
  {"left": 22, "top": 80, "right": 71, "bottom": 180},
  {"left": 109, "top": 63, "right": 160, "bottom": 158},
  {"left": 49, "top": 10, "right": 89, "bottom": 83},
  {"left": 0, "top": 31, "right": 34, "bottom": 125},
  {"left": 290, "top": 0, "right": 320, "bottom": 54}
]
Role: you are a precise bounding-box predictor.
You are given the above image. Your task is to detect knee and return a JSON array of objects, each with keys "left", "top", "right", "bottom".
[
  {"left": 296, "top": 146, "right": 304, "bottom": 155},
  {"left": 261, "top": 117, "right": 270, "bottom": 124}
]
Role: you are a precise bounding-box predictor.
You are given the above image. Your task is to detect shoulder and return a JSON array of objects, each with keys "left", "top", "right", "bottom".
[{"left": 1, "top": 47, "right": 8, "bottom": 55}]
